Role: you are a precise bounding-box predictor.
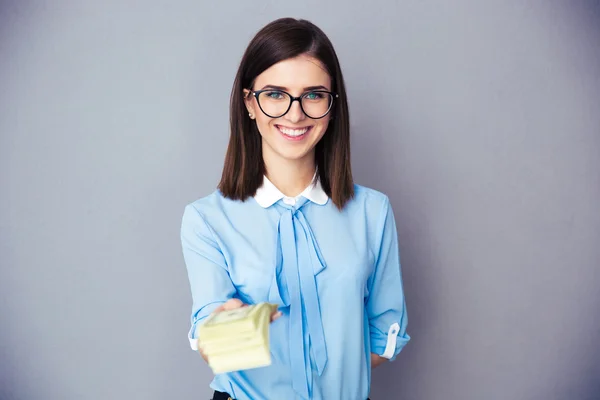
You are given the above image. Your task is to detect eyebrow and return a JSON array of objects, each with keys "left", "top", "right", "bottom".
[{"left": 259, "top": 84, "right": 330, "bottom": 91}]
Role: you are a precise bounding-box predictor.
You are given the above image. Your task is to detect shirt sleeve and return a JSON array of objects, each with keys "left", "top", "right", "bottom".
[
  {"left": 181, "top": 204, "right": 236, "bottom": 351},
  {"left": 366, "top": 196, "right": 410, "bottom": 361}
]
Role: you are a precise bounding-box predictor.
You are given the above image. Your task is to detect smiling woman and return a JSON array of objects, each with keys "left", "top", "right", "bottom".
[
  {"left": 219, "top": 18, "right": 353, "bottom": 207},
  {"left": 181, "top": 17, "right": 410, "bottom": 400}
]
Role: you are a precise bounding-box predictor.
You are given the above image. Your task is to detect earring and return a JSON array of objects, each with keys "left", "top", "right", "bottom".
[{"left": 249, "top": 112, "right": 254, "bottom": 119}]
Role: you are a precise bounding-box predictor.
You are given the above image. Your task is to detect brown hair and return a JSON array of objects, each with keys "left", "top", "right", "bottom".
[{"left": 218, "top": 18, "right": 354, "bottom": 209}]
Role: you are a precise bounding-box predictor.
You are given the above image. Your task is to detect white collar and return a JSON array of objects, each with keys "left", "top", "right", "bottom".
[{"left": 254, "top": 174, "right": 329, "bottom": 208}]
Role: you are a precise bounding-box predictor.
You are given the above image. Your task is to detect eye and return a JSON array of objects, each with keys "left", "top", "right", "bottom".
[
  {"left": 304, "top": 91, "right": 325, "bottom": 100},
  {"left": 264, "top": 90, "right": 285, "bottom": 100}
]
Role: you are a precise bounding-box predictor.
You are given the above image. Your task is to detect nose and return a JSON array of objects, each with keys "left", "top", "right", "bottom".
[{"left": 284, "top": 99, "right": 306, "bottom": 123}]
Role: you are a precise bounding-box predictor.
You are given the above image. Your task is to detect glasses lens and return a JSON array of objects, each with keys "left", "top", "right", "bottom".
[
  {"left": 301, "top": 91, "right": 334, "bottom": 118},
  {"left": 256, "top": 91, "right": 290, "bottom": 117}
]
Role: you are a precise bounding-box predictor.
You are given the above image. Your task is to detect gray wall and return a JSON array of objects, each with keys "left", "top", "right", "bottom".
[{"left": 1, "top": 1, "right": 599, "bottom": 399}]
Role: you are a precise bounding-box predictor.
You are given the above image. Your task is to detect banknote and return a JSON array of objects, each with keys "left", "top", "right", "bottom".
[{"left": 198, "top": 302, "right": 279, "bottom": 374}]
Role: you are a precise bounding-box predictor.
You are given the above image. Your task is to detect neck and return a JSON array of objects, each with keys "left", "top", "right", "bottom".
[{"left": 263, "top": 153, "right": 316, "bottom": 198}]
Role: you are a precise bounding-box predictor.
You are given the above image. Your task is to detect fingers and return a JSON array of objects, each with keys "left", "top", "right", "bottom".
[
  {"left": 213, "top": 299, "right": 282, "bottom": 323},
  {"left": 271, "top": 310, "right": 283, "bottom": 322},
  {"left": 222, "top": 298, "right": 245, "bottom": 310},
  {"left": 196, "top": 337, "right": 210, "bottom": 363},
  {"left": 213, "top": 298, "right": 245, "bottom": 314},
  {"left": 198, "top": 346, "right": 209, "bottom": 363}
]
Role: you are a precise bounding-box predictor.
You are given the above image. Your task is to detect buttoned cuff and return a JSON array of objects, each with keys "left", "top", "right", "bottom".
[
  {"left": 188, "top": 321, "right": 200, "bottom": 351},
  {"left": 370, "top": 322, "right": 409, "bottom": 361}
]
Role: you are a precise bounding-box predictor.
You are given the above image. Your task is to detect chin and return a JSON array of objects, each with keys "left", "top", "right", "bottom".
[{"left": 277, "top": 149, "right": 313, "bottom": 161}]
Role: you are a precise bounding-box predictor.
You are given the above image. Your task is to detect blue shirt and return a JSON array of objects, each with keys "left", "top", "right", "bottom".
[{"left": 181, "top": 176, "right": 410, "bottom": 400}]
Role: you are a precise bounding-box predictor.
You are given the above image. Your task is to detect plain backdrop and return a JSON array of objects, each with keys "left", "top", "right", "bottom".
[{"left": 1, "top": 1, "right": 599, "bottom": 399}]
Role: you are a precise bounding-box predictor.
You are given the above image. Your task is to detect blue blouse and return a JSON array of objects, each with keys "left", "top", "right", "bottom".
[{"left": 181, "top": 177, "right": 410, "bottom": 400}]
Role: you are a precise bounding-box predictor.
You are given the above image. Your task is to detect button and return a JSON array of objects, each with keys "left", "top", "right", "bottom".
[{"left": 283, "top": 197, "right": 296, "bottom": 205}]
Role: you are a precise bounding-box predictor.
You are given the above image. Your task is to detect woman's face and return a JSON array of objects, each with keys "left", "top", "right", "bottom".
[{"left": 244, "top": 55, "right": 332, "bottom": 167}]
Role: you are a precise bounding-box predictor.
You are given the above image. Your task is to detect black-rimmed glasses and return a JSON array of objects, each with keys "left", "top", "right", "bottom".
[{"left": 250, "top": 89, "right": 338, "bottom": 119}]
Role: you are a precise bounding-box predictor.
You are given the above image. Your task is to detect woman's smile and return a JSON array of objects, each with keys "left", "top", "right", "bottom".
[{"left": 275, "top": 124, "right": 313, "bottom": 141}]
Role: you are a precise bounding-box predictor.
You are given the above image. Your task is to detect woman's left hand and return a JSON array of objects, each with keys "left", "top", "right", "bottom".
[{"left": 371, "top": 353, "right": 388, "bottom": 369}]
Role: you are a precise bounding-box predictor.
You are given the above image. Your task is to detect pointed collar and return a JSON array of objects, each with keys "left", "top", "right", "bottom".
[{"left": 254, "top": 174, "right": 328, "bottom": 208}]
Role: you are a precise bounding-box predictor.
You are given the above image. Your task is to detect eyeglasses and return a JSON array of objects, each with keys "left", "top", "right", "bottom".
[{"left": 250, "top": 89, "right": 338, "bottom": 119}]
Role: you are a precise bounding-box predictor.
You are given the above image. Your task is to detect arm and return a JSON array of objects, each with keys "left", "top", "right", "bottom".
[
  {"left": 180, "top": 204, "right": 236, "bottom": 353},
  {"left": 366, "top": 196, "right": 410, "bottom": 365}
]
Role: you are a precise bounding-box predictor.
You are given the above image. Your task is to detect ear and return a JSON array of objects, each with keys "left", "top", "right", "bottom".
[{"left": 243, "top": 89, "right": 256, "bottom": 118}]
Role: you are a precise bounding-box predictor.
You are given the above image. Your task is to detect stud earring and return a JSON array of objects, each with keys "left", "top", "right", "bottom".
[{"left": 249, "top": 112, "right": 254, "bottom": 119}]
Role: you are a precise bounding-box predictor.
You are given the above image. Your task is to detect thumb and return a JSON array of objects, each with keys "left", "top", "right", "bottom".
[{"left": 219, "top": 298, "right": 245, "bottom": 311}]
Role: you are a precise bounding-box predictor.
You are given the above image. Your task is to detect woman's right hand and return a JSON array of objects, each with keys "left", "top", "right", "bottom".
[{"left": 198, "top": 298, "right": 283, "bottom": 362}]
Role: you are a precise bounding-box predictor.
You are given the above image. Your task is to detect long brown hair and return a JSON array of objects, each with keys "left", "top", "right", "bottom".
[{"left": 218, "top": 18, "right": 353, "bottom": 209}]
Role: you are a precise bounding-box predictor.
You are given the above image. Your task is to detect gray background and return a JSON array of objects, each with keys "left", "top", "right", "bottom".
[{"left": 1, "top": 1, "right": 599, "bottom": 399}]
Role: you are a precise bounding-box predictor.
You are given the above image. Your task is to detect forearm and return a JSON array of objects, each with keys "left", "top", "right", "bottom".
[{"left": 370, "top": 353, "right": 388, "bottom": 369}]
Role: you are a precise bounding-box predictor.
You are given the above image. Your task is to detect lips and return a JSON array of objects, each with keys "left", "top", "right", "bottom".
[{"left": 276, "top": 125, "right": 312, "bottom": 140}]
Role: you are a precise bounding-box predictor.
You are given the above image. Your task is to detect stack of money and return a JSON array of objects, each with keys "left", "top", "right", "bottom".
[{"left": 198, "top": 302, "right": 279, "bottom": 374}]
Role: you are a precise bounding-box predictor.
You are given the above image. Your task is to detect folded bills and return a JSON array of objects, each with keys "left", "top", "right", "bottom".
[{"left": 198, "top": 302, "right": 279, "bottom": 374}]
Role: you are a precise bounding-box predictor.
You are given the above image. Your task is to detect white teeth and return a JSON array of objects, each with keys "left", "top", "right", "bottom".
[{"left": 278, "top": 126, "right": 309, "bottom": 137}]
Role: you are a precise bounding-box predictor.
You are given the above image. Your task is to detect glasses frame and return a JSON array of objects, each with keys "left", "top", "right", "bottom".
[{"left": 250, "top": 89, "right": 338, "bottom": 120}]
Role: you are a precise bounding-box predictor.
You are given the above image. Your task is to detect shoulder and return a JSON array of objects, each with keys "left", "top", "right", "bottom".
[
  {"left": 185, "top": 190, "right": 225, "bottom": 214},
  {"left": 344, "top": 184, "right": 397, "bottom": 250},
  {"left": 182, "top": 190, "right": 247, "bottom": 223},
  {"left": 337, "top": 184, "right": 394, "bottom": 228},
  {"left": 349, "top": 184, "right": 391, "bottom": 212},
  {"left": 182, "top": 190, "right": 260, "bottom": 228}
]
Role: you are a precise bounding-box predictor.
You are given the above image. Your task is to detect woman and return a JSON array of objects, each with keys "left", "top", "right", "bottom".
[{"left": 181, "top": 17, "right": 410, "bottom": 400}]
